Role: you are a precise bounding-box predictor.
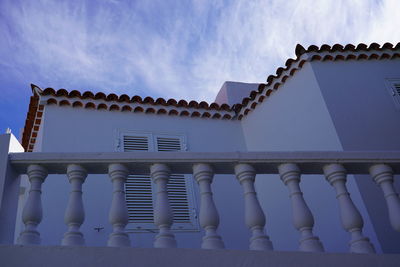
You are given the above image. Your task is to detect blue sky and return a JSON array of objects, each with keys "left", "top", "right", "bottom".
[{"left": 0, "top": 0, "right": 399, "bottom": 137}]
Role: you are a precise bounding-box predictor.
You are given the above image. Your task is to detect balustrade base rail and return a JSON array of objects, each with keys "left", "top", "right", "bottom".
[{"left": 1, "top": 245, "right": 400, "bottom": 267}]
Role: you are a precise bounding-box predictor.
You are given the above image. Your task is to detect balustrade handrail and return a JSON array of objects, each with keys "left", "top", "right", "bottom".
[{"left": 8, "top": 151, "right": 400, "bottom": 175}]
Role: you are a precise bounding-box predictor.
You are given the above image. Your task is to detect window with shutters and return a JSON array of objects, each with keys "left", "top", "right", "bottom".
[
  {"left": 386, "top": 79, "right": 400, "bottom": 108},
  {"left": 118, "top": 131, "right": 198, "bottom": 232}
]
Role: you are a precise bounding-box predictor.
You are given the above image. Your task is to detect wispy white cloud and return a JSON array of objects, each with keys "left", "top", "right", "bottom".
[{"left": 0, "top": 0, "right": 399, "bottom": 102}]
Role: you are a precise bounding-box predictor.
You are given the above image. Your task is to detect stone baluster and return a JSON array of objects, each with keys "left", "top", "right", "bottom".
[
  {"left": 151, "top": 163, "right": 177, "bottom": 248},
  {"left": 17, "top": 164, "right": 48, "bottom": 245},
  {"left": 108, "top": 163, "right": 131, "bottom": 247},
  {"left": 193, "top": 163, "right": 225, "bottom": 249},
  {"left": 234, "top": 164, "right": 273, "bottom": 251},
  {"left": 62, "top": 164, "right": 87, "bottom": 246},
  {"left": 369, "top": 164, "right": 400, "bottom": 232},
  {"left": 323, "top": 164, "right": 375, "bottom": 253},
  {"left": 278, "top": 163, "right": 324, "bottom": 252}
]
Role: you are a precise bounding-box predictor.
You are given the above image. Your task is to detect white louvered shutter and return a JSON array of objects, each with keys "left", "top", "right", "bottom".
[
  {"left": 155, "top": 135, "right": 196, "bottom": 229},
  {"left": 122, "top": 133, "right": 155, "bottom": 230},
  {"left": 121, "top": 132, "right": 198, "bottom": 231}
]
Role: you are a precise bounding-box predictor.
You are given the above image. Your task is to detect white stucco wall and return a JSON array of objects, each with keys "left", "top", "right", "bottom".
[
  {"left": 239, "top": 62, "right": 380, "bottom": 253},
  {"left": 312, "top": 58, "right": 400, "bottom": 253},
  {"left": 31, "top": 107, "right": 249, "bottom": 249}
]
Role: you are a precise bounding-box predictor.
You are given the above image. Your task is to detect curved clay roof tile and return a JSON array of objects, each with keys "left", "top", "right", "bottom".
[
  {"left": 249, "top": 90, "right": 258, "bottom": 100},
  {"left": 368, "top": 43, "right": 380, "bottom": 50},
  {"left": 212, "top": 113, "right": 221, "bottom": 119},
  {"left": 178, "top": 100, "right": 188, "bottom": 107},
  {"left": 295, "top": 44, "right": 306, "bottom": 56},
  {"left": 82, "top": 91, "right": 95, "bottom": 99},
  {"left": 344, "top": 44, "right": 356, "bottom": 50},
  {"left": 266, "top": 75, "right": 274, "bottom": 84},
  {"left": 59, "top": 100, "right": 71, "bottom": 106},
  {"left": 43, "top": 88, "right": 56, "bottom": 95},
  {"left": 85, "top": 102, "right": 96, "bottom": 109},
  {"left": 209, "top": 103, "right": 220, "bottom": 109},
  {"left": 382, "top": 42, "right": 393, "bottom": 49},
  {"left": 180, "top": 110, "right": 190, "bottom": 116},
  {"left": 155, "top": 98, "right": 167, "bottom": 105},
  {"left": 285, "top": 58, "right": 295, "bottom": 67},
  {"left": 311, "top": 55, "right": 322, "bottom": 61},
  {"left": 118, "top": 94, "right": 131, "bottom": 102},
  {"left": 220, "top": 104, "right": 230, "bottom": 111},
  {"left": 121, "top": 105, "right": 132, "bottom": 111},
  {"left": 394, "top": 42, "right": 400, "bottom": 49},
  {"left": 320, "top": 44, "right": 331, "bottom": 51},
  {"left": 241, "top": 97, "right": 251, "bottom": 106},
  {"left": 307, "top": 45, "right": 319, "bottom": 52},
  {"left": 199, "top": 101, "right": 209, "bottom": 109},
  {"left": 331, "top": 44, "right": 344, "bottom": 52},
  {"left": 168, "top": 109, "right": 179, "bottom": 115},
  {"left": 131, "top": 95, "right": 143, "bottom": 103},
  {"left": 191, "top": 111, "right": 201, "bottom": 117},
  {"left": 167, "top": 99, "right": 178, "bottom": 105},
  {"left": 143, "top": 96, "right": 155, "bottom": 104},
  {"left": 56, "top": 89, "right": 69, "bottom": 97},
  {"left": 276, "top": 67, "right": 285, "bottom": 76},
  {"left": 356, "top": 43, "right": 368, "bottom": 50},
  {"left": 69, "top": 90, "right": 82, "bottom": 98},
  {"left": 157, "top": 109, "right": 167, "bottom": 114},
  {"left": 97, "top": 103, "right": 108, "bottom": 110},
  {"left": 188, "top": 100, "right": 199, "bottom": 108},
  {"left": 94, "top": 92, "right": 107, "bottom": 100},
  {"left": 72, "top": 101, "right": 83, "bottom": 107},
  {"left": 258, "top": 83, "right": 266, "bottom": 93},
  {"left": 47, "top": 98, "right": 57, "bottom": 105},
  {"left": 202, "top": 112, "right": 211, "bottom": 118},
  {"left": 109, "top": 104, "right": 120, "bottom": 111},
  {"left": 145, "top": 107, "right": 155, "bottom": 113},
  {"left": 107, "top": 93, "right": 119, "bottom": 101},
  {"left": 134, "top": 106, "right": 144, "bottom": 113}
]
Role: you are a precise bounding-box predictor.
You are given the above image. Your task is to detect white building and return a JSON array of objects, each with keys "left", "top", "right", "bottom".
[{"left": 1, "top": 42, "right": 400, "bottom": 266}]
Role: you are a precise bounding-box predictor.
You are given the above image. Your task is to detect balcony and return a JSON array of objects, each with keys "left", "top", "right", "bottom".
[{"left": 1, "top": 136, "right": 400, "bottom": 266}]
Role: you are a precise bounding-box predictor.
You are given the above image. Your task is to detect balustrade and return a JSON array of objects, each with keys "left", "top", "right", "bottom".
[
  {"left": 323, "top": 164, "right": 375, "bottom": 253},
  {"left": 5, "top": 151, "right": 400, "bottom": 253},
  {"left": 108, "top": 163, "right": 131, "bottom": 247},
  {"left": 278, "top": 163, "right": 323, "bottom": 252},
  {"left": 150, "top": 163, "right": 177, "bottom": 248},
  {"left": 17, "top": 164, "right": 47, "bottom": 245},
  {"left": 193, "top": 163, "right": 225, "bottom": 249},
  {"left": 234, "top": 163, "right": 272, "bottom": 251},
  {"left": 62, "top": 164, "right": 87, "bottom": 246},
  {"left": 369, "top": 164, "right": 400, "bottom": 232}
]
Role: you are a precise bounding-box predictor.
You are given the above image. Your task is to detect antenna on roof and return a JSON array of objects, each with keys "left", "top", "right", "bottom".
[{"left": 5, "top": 128, "right": 11, "bottom": 134}]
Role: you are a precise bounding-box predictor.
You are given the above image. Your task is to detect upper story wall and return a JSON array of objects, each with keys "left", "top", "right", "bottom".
[
  {"left": 312, "top": 58, "right": 400, "bottom": 253},
  {"left": 40, "top": 106, "right": 246, "bottom": 152}
]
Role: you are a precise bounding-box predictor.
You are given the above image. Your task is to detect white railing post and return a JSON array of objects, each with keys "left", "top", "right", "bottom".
[
  {"left": 278, "top": 163, "right": 324, "bottom": 252},
  {"left": 193, "top": 163, "right": 225, "bottom": 249},
  {"left": 323, "top": 164, "right": 375, "bottom": 253},
  {"left": 151, "top": 163, "right": 177, "bottom": 248},
  {"left": 62, "top": 164, "right": 87, "bottom": 246},
  {"left": 17, "top": 164, "right": 47, "bottom": 245},
  {"left": 234, "top": 163, "right": 273, "bottom": 251},
  {"left": 369, "top": 164, "right": 400, "bottom": 232},
  {"left": 108, "top": 163, "right": 131, "bottom": 247}
]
